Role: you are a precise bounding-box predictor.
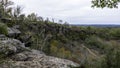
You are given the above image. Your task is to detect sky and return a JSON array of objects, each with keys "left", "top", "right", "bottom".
[{"left": 10, "top": 0, "right": 120, "bottom": 24}]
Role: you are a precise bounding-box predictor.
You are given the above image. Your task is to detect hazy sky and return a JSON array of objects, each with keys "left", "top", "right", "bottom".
[{"left": 11, "top": 0, "right": 120, "bottom": 24}]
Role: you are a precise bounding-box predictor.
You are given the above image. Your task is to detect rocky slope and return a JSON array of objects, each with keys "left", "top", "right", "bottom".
[{"left": 0, "top": 38, "right": 79, "bottom": 68}]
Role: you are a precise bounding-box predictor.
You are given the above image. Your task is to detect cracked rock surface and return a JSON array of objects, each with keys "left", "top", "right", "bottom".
[{"left": 0, "top": 39, "right": 79, "bottom": 68}]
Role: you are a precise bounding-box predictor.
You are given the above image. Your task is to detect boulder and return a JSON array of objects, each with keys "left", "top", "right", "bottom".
[
  {"left": 0, "top": 44, "right": 17, "bottom": 55},
  {"left": 0, "top": 39, "right": 79, "bottom": 68},
  {"left": 0, "top": 39, "right": 27, "bottom": 56}
]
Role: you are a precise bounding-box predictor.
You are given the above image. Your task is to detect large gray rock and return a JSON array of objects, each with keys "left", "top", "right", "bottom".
[
  {"left": 0, "top": 39, "right": 27, "bottom": 56},
  {"left": 0, "top": 39, "right": 79, "bottom": 68},
  {"left": 0, "top": 44, "right": 17, "bottom": 55},
  {"left": 7, "top": 50, "right": 79, "bottom": 68}
]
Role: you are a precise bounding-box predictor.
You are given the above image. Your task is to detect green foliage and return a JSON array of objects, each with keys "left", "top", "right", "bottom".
[
  {"left": 27, "top": 13, "right": 38, "bottom": 22},
  {"left": 50, "top": 40, "right": 58, "bottom": 55},
  {"left": 50, "top": 40, "right": 72, "bottom": 59},
  {"left": 109, "top": 28, "right": 120, "bottom": 39},
  {"left": 85, "top": 36, "right": 108, "bottom": 52},
  {"left": 92, "top": 0, "right": 120, "bottom": 8},
  {"left": 0, "top": 23, "right": 8, "bottom": 35},
  {"left": 57, "top": 47, "right": 72, "bottom": 59},
  {"left": 94, "top": 28, "right": 110, "bottom": 39},
  {"left": 103, "top": 41, "right": 120, "bottom": 68},
  {"left": 76, "top": 41, "right": 120, "bottom": 68},
  {"left": 0, "top": 0, "right": 14, "bottom": 18}
]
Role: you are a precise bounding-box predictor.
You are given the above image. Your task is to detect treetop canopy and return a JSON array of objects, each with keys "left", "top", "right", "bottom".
[{"left": 92, "top": 0, "right": 120, "bottom": 8}]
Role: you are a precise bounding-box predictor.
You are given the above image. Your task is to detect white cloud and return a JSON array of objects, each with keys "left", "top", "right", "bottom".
[{"left": 10, "top": 0, "right": 120, "bottom": 24}]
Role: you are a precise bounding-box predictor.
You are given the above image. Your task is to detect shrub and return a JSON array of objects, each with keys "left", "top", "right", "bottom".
[
  {"left": 103, "top": 42, "right": 120, "bottom": 68},
  {"left": 0, "top": 23, "right": 8, "bottom": 35},
  {"left": 109, "top": 28, "right": 120, "bottom": 40},
  {"left": 85, "top": 36, "right": 108, "bottom": 53}
]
